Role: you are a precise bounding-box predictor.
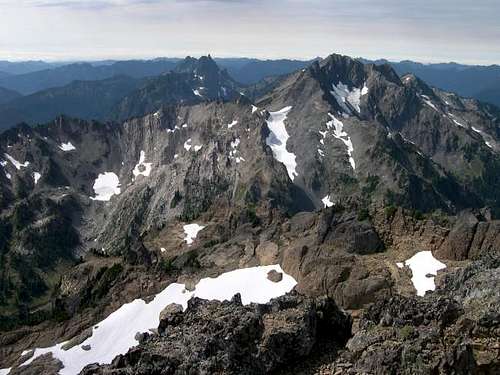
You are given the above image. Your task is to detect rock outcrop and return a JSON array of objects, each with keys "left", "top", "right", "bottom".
[{"left": 80, "top": 293, "right": 352, "bottom": 375}]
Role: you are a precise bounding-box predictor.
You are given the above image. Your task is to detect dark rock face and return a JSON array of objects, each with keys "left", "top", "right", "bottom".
[{"left": 80, "top": 293, "right": 352, "bottom": 375}]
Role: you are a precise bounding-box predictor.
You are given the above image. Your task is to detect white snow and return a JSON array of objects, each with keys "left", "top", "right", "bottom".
[
  {"left": 59, "top": 142, "right": 76, "bottom": 151},
  {"left": 230, "top": 138, "right": 240, "bottom": 149},
  {"left": 4, "top": 153, "right": 29, "bottom": 170},
  {"left": 183, "top": 223, "right": 205, "bottom": 245},
  {"left": 229, "top": 138, "right": 244, "bottom": 163},
  {"left": 471, "top": 126, "right": 494, "bottom": 149},
  {"left": 317, "top": 149, "right": 325, "bottom": 157},
  {"left": 448, "top": 113, "right": 466, "bottom": 128},
  {"left": 322, "top": 195, "right": 334, "bottom": 208},
  {"left": 265, "top": 106, "right": 298, "bottom": 181},
  {"left": 182, "top": 124, "right": 188, "bottom": 128},
  {"left": 5, "top": 173, "right": 11, "bottom": 180},
  {"left": 160, "top": 247, "right": 166, "bottom": 253},
  {"left": 8, "top": 265, "right": 295, "bottom": 375},
  {"left": 251, "top": 105, "right": 259, "bottom": 114},
  {"left": 330, "top": 82, "right": 368, "bottom": 114},
  {"left": 328, "top": 113, "right": 356, "bottom": 170},
  {"left": 90, "top": 172, "right": 121, "bottom": 201},
  {"left": 401, "top": 251, "right": 446, "bottom": 296},
  {"left": 319, "top": 130, "right": 327, "bottom": 145},
  {"left": 33, "top": 172, "right": 41, "bottom": 185},
  {"left": 184, "top": 139, "right": 192, "bottom": 151},
  {"left": 0, "top": 368, "right": 11, "bottom": 375},
  {"left": 193, "top": 87, "right": 205, "bottom": 97},
  {"left": 396, "top": 262, "right": 404, "bottom": 268},
  {"left": 194, "top": 145, "right": 203, "bottom": 152},
  {"left": 227, "top": 120, "right": 238, "bottom": 129},
  {"left": 132, "top": 151, "right": 152, "bottom": 180},
  {"left": 421, "top": 95, "right": 439, "bottom": 112}
]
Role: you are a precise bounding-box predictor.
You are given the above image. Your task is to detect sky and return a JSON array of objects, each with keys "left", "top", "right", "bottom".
[{"left": 0, "top": 0, "right": 499, "bottom": 64}]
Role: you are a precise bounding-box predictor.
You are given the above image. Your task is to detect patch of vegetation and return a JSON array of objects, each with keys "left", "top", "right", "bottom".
[
  {"left": 244, "top": 204, "right": 261, "bottom": 226},
  {"left": 362, "top": 175, "right": 380, "bottom": 197},
  {"left": 357, "top": 208, "right": 370, "bottom": 222},
  {"left": 384, "top": 205, "right": 397, "bottom": 220},
  {"left": 399, "top": 325, "right": 415, "bottom": 340},
  {"left": 411, "top": 209, "right": 425, "bottom": 221},
  {"left": 170, "top": 190, "right": 183, "bottom": 209},
  {"left": 159, "top": 258, "right": 175, "bottom": 273},
  {"left": 203, "top": 239, "right": 219, "bottom": 248}
]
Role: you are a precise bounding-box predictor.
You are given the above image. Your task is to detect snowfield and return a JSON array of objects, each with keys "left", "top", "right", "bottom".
[
  {"left": 400, "top": 251, "right": 446, "bottom": 296},
  {"left": 265, "top": 106, "right": 298, "bottom": 181},
  {"left": 6, "top": 265, "right": 296, "bottom": 375},
  {"left": 33, "top": 172, "right": 41, "bottom": 185},
  {"left": 59, "top": 142, "right": 76, "bottom": 151},
  {"left": 322, "top": 195, "right": 334, "bottom": 208},
  {"left": 328, "top": 113, "right": 356, "bottom": 170},
  {"left": 4, "top": 153, "right": 29, "bottom": 170},
  {"left": 90, "top": 172, "right": 121, "bottom": 201},
  {"left": 183, "top": 223, "right": 205, "bottom": 245},
  {"left": 330, "top": 82, "right": 368, "bottom": 114},
  {"left": 132, "top": 150, "right": 152, "bottom": 180}
]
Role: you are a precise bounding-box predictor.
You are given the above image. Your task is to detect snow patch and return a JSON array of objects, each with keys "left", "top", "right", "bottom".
[
  {"left": 90, "top": 172, "right": 121, "bottom": 201},
  {"left": 184, "top": 139, "right": 192, "bottom": 151},
  {"left": 33, "top": 172, "right": 41, "bottom": 185},
  {"left": 265, "top": 106, "right": 298, "bottom": 181},
  {"left": 471, "top": 126, "right": 494, "bottom": 149},
  {"left": 227, "top": 120, "right": 238, "bottom": 129},
  {"left": 401, "top": 251, "right": 446, "bottom": 296},
  {"left": 193, "top": 87, "right": 205, "bottom": 97},
  {"left": 448, "top": 113, "right": 466, "bottom": 128},
  {"left": 252, "top": 105, "right": 259, "bottom": 114},
  {"left": 9, "top": 265, "right": 295, "bottom": 375},
  {"left": 183, "top": 223, "right": 205, "bottom": 245},
  {"left": 322, "top": 195, "right": 334, "bottom": 208},
  {"left": 59, "top": 142, "right": 76, "bottom": 151},
  {"left": 4, "top": 153, "right": 29, "bottom": 170},
  {"left": 132, "top": 151, "right": 152, "bottom": 180},
  {"left": 421, "top": 95, "right": 439, "bottom": 112},
  {"left": 229, "top": 138, "right": 244, "bottom": 163},
  {"left": 327, "top": 114, "right": 356, "bottom": 170},
  {"left": 330, "top": 82, "right": 368, "bottom": 114}
]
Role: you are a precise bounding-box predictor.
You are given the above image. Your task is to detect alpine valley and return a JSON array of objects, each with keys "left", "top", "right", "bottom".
[{"left": 0, "top": 54, "right": 499, "bottom": 375}]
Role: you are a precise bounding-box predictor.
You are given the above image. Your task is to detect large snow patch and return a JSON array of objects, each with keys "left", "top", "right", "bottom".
[{"left": 8, "top": 265, "right": 296, "bottom": 375}]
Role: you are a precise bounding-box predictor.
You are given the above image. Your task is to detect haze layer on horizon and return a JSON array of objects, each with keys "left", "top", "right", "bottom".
[{"left": 0, "top": 0, "right": 498, "bottom": 65}]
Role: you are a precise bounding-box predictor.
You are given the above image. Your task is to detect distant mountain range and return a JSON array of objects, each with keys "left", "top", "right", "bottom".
[
  {"left": 0, "top": 87, "right": 21, "bottom": 105},
  {"left": 0, "top": 59, "right": 180, "bottom": 95},
  {"left": 0, "top": 56, "right": 499, "bottom": 133}
]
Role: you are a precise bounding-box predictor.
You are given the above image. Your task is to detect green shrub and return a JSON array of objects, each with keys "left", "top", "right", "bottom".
[
  {"left": 357, "top": 208, "right": 370, "bottom": 221},
  {"left": 384, "top": 205, "right": 397, "bottom": 220}
]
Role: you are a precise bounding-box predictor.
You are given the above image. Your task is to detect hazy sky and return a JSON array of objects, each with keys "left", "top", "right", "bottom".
[{"left": 0, "top": 0, "right": 499, "bottom": 64}]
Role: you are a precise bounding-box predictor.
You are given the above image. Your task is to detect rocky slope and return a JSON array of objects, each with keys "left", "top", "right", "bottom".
[{"left": 0, "top": 54, "right": 499, "bottom": 374}]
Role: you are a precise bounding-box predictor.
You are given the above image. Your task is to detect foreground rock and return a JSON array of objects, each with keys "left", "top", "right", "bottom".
[
  {"left": 325, "top": 254, "right": 500, "bottom": 375},
  {"left": 80, "top": 293, "right": 352, "bottom": 375}
]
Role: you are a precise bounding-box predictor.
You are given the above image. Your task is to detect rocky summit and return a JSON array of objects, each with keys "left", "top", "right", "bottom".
[{"left": 0, "top": 54, "right": 499, "bottom": 374}]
